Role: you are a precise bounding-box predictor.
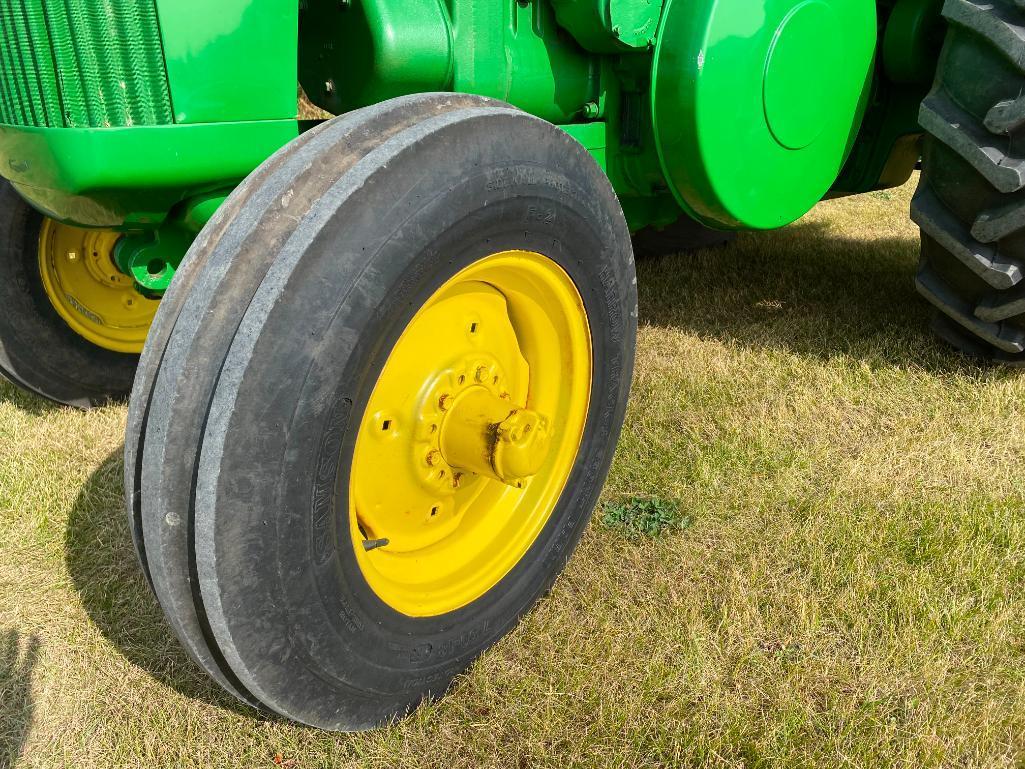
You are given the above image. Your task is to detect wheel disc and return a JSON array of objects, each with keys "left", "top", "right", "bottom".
[
  {"left": 38, "top": 219, "right": 158, "bottom": 354},
  {"left": 349, "top": 250, "right": 592, "bottom": 617}
]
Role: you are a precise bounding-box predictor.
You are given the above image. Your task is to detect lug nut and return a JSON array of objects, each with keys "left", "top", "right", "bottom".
[
  {"left": 438, "top": 394, "right": 452, "bottom": 411},
  {"left": 475, "top": 366, "right": 489, "bottom": 383},
  {"left": 426, "top": 450, "right": 441, "bottom": 467}
]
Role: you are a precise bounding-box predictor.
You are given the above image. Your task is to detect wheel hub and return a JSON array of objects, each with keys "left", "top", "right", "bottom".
[
  {"left": 38, "top": 219, "right": 158, "bottom": 354},
  {"left": 349, "top": 250, "right": 592, "bottom": 616},
  {"left": 440, "top": 385, "right": 552, "bottom": 487}
]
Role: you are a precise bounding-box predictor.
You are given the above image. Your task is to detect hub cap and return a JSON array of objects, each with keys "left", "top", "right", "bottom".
[
  {"left": 349, "top": 250, "right": 592, "bottom": 616},
  {"left": 38, "top": 219, "right": 158, "bottom": 353}
]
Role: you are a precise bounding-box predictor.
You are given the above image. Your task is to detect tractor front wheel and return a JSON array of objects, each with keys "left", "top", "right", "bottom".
[
  {"left": 127, "top": 94, "right": 637, "bottom": 729},
  {"left": 0, "top": 181, "right": 146, "bottom": 407}
]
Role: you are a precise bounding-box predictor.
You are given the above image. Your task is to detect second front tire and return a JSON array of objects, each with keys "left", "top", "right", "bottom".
[{"left": 129, "top": 94, "right": 637, "bottom": 729}]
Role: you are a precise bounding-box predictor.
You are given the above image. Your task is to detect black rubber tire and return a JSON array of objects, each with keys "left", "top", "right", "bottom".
[
  {"left": 132, "top": 93, "right": 636, "bottom": 729},
  {"left": 129, "top": 94, "right": 513, "bottom": 711},
  {"left": 0, "top": 180, "right": 138, "bottom": 407},
  {"left": 912, "top": 0, "right": 1025, "bottom": 363}
]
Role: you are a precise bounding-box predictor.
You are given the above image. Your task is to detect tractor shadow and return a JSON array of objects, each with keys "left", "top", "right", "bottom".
[
  {"left": 0, "top": 380, "right": 61, "bottom": 417},
  {"left": 0, "top": 629, "right": 39, "bottom": 769},
  {"left": 635, "top": 218, "right": 998, "bottom": 376},
  {"left": 63, "top": 451, "right": 268, "bottom": 721}
]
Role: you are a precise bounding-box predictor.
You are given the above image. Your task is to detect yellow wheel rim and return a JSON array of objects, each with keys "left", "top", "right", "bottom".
[
  {"left": 349, "top": 250, "right": 592, "bottom": 616},
  {"left": 38, "top": 219, "right": 159, "bottom": 354}
]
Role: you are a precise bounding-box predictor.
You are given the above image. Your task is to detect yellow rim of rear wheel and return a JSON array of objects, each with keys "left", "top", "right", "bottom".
[
  {"left": 349, "top": 250, "right": 592, "bottom": 617},
  {"left": 38, "top": 218, "right": 158, "bottom": 354}
]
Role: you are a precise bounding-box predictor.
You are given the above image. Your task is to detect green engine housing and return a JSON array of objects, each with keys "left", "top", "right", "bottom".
[{"left": 0, "top": 0, "right": 941, "bottom": 243}]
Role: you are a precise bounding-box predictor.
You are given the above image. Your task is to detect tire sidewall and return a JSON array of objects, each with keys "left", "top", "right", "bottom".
[
  {"left": 0, "top": 181, "right": 138, "bottom": 406},
  {"left": 198, "top": 112, "right": 636, "bottom": 725}
]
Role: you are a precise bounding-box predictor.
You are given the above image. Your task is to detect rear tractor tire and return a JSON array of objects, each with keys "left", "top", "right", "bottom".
[
  {"left": 127, "top": 94, "right": 637, "bottom": 729},
  {"left": 913, "top": 0, "right": 1025, "bottom": 363},
  {"left": 0, "top": 180, "right": 151, "bottom": 407}
]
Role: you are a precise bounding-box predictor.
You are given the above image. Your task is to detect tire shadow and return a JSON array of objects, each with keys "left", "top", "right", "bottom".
[
  {"left": 0, "top": 380, "right": 60, "bottom": 417},
  {"left": 0, "top": 629, "right": 39, "bottom": 769},
  {"left": 636, "top": 220, "right": 1003, "bottom": 377},
  {"left": 63, "top": 451, "right": 261, "bottom": 719}
]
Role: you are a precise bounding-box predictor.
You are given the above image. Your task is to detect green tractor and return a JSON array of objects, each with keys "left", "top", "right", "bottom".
[{"left": 0, "top": 0, "right": 1012, "bottom": 729}]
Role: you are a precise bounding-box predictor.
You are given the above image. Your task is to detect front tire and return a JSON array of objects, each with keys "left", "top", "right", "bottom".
[
  {"left": 0, "top": 181, "right": 140, "bottom": 407},
  {"left": 130, "top": 94, "right": 636, "bottom": 729}
]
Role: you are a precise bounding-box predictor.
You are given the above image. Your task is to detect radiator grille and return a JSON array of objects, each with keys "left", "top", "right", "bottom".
[{"left": 0, "top": 0, "right": 173, "bottom": 128}]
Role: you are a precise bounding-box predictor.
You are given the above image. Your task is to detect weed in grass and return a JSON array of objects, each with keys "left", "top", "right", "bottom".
[{"left": 600, "top": 496, "right": 692, "bottom": 541}]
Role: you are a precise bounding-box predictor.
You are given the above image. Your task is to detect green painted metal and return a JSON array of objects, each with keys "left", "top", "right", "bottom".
[
  {"left": 830, "top": 0, "right": 941, "bottom": 195},
  {"left": 882, "top": 0, "right": 945, "bottom": 84},
  {"left": 114, "top": 224, "right": 192, "bottom": 292},
  {"left": 155, "top": 0, "right": 299, "bottom": 123},
  {"left": 651, "top": 0, "right": 878, "bottom": 230},
  {"left": 0, "top": 0, "right": 172, "bottom": 128},
  {"left": 299, "top": 0, "right": 453, "bottom": 113},
  {"left": 112, "top": 191, "right": 229, "bottom": 293},
  {"left": 300, "top": 0, "right": 598, "bottom": 124},
  {"left": 550, "top": 0, "right": 664, "bottom": 51},
  {"left": 0, "top": 121, "right": 299, "bottom": 228},
  {"left": 0, "top": 0, "right": 299, "bottom": 234},
  {"left": 0, "top": 0, "right": 940, "bottom": 253},
  {"left": 831, "top": 81, "right": 926, "bottom": 194}
]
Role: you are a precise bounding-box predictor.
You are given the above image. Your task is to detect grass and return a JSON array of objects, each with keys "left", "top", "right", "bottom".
[{"left": 3, "top": 175, "right": 1025, "bottom": 767}]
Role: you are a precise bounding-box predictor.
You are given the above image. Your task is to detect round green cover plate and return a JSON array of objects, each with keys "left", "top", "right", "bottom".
[{"left": 651, "top": 0, "right": 877, "bottom": 229}]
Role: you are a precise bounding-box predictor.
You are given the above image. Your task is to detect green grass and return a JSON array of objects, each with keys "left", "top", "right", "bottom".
[{"left": 3, "top": 175, "right": 1025, "bottom": 767}]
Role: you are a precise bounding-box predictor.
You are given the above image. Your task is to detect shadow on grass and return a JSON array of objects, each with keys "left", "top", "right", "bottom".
[
  {"left": 0, "top": 629, "right": 39, "bottom": 769},
  {"left": 0, "top": 379, "right": 61, "bottom": 417},
  {"left": 636, "top": 220, "right": 991, "bottom": 375},
  {"left": 63, "top": 451, "right": 263, "bottom": 720}
]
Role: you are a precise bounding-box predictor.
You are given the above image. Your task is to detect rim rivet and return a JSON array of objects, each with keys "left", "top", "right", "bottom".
[
  {"left": 67, "top": 251, "right": 78, "bottom": 262},
  {"left": 500, "top": 391, "right": 511, "bottom": 400}
]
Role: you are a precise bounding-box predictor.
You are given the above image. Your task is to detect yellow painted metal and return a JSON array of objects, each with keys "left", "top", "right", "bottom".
[
  {"left": 349, "top": 250, "right": 592, "bottom": 617},
  {"left": 38, "top": 219, "right": 158, "bottom": 354},
  {"left": 439, "top": 386, "right": 553, "bottom": 487}
]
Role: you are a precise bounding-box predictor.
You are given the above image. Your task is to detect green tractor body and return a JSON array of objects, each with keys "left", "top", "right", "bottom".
[
  {"left": 4, "top": 0, "right": 1015, "bottom": 732},
  {"left": 2, "top": 0, "right": 932, "bottom": 239}
]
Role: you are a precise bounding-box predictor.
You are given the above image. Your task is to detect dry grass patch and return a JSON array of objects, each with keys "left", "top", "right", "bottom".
[{"left": 2, "top": 176, "right": 1025, "bottom": 767}]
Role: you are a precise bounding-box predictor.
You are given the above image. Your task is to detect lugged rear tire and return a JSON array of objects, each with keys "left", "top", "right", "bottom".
[{"left": 913, "top": 0, "right": 1025, "bottom": 363}]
